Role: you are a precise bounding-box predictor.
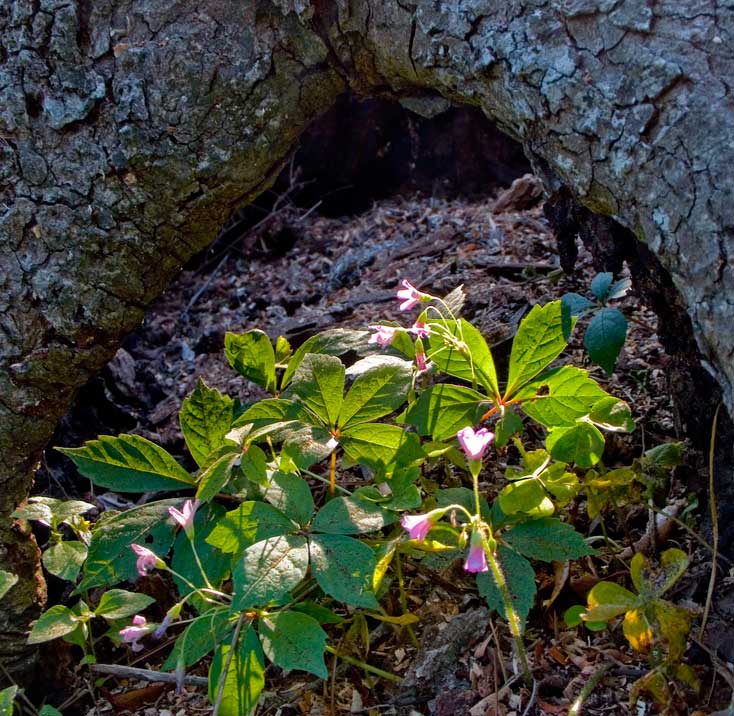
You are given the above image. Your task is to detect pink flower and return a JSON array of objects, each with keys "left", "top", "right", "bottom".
[
  {"left": 415, "top": 350, "right": 428, "bottom": 372},
  {"left": 401, "top": 513, "right": 433, "bottom": 541},
  {"left": 169, "top": 498, "right": 199, "bottom": 537},
  {"left": 464, "top": 531, "right": 489, "bottom": 573},
  {"left": 120, "top": 615, "right": 154, "bottom": 652},
  {"left": 131, "top": 544, "right": 162, "bottom": 577},
  {"left": 368, "top": 324, "right": 398, "bottom": 348},
  {"left": 397, "top": 280, "right": 425, "bottom": 311},
  {"left": 409, "top": 320, "right": 431, "bottom": 339},
  {"left": 457, "top": 426, "right": 494, "bottom": 461}
]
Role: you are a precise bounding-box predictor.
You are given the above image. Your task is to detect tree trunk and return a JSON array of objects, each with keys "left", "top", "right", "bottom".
[{"left": 1, "top": 0, "right": 732, "bottom": 677}]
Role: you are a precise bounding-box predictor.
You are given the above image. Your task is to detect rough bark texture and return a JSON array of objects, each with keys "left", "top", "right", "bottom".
[{"left": 1, "top": 0, "right": 733, "bottom": 677}]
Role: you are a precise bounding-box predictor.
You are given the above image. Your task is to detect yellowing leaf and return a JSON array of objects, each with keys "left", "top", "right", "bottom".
[
  {"left": 585, "top": 581, "right": 637, "bottom": 621},
  {"left": 622, "top": 608, "right": 654, "bottom": 652}
]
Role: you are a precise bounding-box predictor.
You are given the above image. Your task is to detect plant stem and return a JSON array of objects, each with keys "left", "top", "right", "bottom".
[
  {"left": 394, "top": 551, "right": 419, "bottom": 647},
  {"left": 191, "top": 539, "right": 214, "bottom": 590},
  {"left": 324, "top": 645, "right": 402, "bottom": 683},
  {"left": 480, "top": 533, "right": 532, "bottom": 687},
  {"left": 329, "top": 450, "right": 337, "bottom": 496},
  {"left": 212, "top": 613, "right": 247, "bottom": 716},
  {"left": 301, "top": 468, "right": 351, "bottom": 495}
]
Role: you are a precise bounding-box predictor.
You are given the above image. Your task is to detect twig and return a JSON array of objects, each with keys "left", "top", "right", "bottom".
[
  {"left": 181, "top": 252, "right": 229, "bottom": 320},
  {"left": 700, "top": 402, "right": 722, "bottom": 640},
  {"left": 568, "top": 663, "right": 613, "bottom": 716},
  {"left": 90, "top": 663, "right": 207, "bottom": 687},
  {"left": 521, "top": 677, "right": 538, "bottom": 716}
]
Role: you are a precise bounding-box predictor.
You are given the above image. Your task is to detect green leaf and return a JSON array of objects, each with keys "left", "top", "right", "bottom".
[
  {"left": 340, "top": 423, "right": 424, "bottom": 469},
  {"left": 196, "top": 451, "right": 239, "bottom": 503},
  {"left": 476, "top": 545, "right": 536, "bottom": 629},
  {"left": 590, "top": 272, "right": 614, "bottom": 302},
  {"left": 0, "top": 571, "right": 18, "bottom": 600},
  {"left": 564, "top": 605, "right": 608, "bottom": 631},
  {"left": 0, "top": 685, "right": 17, "bottom": 716},
  {"left": 639, "top": 548, "right": 689, "bottom": 598},
  {"left": 280, "top": 424, "right": 336, "bottom": 470},
  {"left": 498, "top": 479, "right": 554, "bottom": 517},
  {"left": 506, "top": 301, "right": 570, "bottom": 397},
  {"left": 404, "top": 385, "right": 489, "bottom": 441},
  {"left": 172, "top": 504, "right": 231, "bottom": 601},
  {"left": 232, "top": 399, "right": 311, "bottom": 431},
  {"left": 291, "top": 601, "right": 344, "bottom": 624},
  {"left": 77, "top": 499, "right": 179, "bottom": 591},
  {"left": 281, "top": 328, "right": 368, "bottom": 389},
  {"left": 585, "top": 581, "right": 638, "bottom": 621},
  {"left": 238, "top": 445, "right": 269, "bottom": 488},
  {"left": 57, "top": 435, "right": 194, "bottom": 492},
  {"left": 206, "top": 502, "right": 296, "bottom": 557},
  {"left": 275, "top": 335, "right": 292, "bottom": 364},
  {"left": 584, "top": 307, "right": 627, "bottom": 374},
  {"left": 426, "top": 318, "right": 499, "bottom": 398},
  {"left": 504, "top": 518, "right": 594, "bottom": 561},
  {"left": 546, "top": 421, "right": 605, "bottom": 468},
  {"left": 39, "top": 706, "right": 63, "bottom": 716},
  {"left": 435, "top": 487, "right": 491, "bottom": 522},
  {"left": 311, "top": 495, "right": 397, "bottom": 535},
  {"left": 258, "top": 611, "right": 328, "bottom": 679},
  {"left": 588, "top": 396, "right": 635, "bottom": 432},
  {"left": 28, "top": 605, "right": 78, "bottom": 644},
  {"left": 17, "top": 496, "right": 95, "bottom": 523},
  {"left": 644, "top": 442, "right": 684, "bottom": 468},
  {"left": 494, "top": 407, "right": 524, "bottom": 449},
  {"left": 224, "top": 329, "right": 276, "bottom": 392},
  {"left": 561, "top": 292, "right": 594, "bottom": 317},
  {"left": 180, "top": 379, "right": 235, "bottom": 467},
  {"left": 232, "top": 535, "right": 309, "bottom": 609},
  {"left": 43, "top": 541, "right": 88, "bottom": 582},
  {"left": 95, "top": 589, "right": 155, "bottom": 620},
  {"left": 516, "top": 366, "right": 608, "bottom": 427},
  {"left": 208, "top": 626, "right": 265, "bottom": 716},
  {"left": 289, "top": 354, "right": 345, "bottom": 428},
  {"left": 309, "top": 534, "right": 379, "bottom": 608},
  {"left": 338, "top": 360, "right": 411, "bottom": 429},
  {"left": 263, "top": 471, "right": 314, "bottom": 526},
  {"left": 162, "top": 608, "right": 231, "bottom": 670}
]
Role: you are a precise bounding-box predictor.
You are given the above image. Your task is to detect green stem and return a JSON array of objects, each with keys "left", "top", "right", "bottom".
[
  {"left": 190, "top": 538, "right": 214, "bottom": 591},
  {"left": 301, "top": 468, "right": 351, "bottom": 495},
  {"left": 394, "top": 551, "right": 419, "bottom": 648},
  {"left": 480, "top": 532, "right": 532, "bottom": 687},
  {"left": 324, "top": 645, "right": 402, "bottom": 683}
]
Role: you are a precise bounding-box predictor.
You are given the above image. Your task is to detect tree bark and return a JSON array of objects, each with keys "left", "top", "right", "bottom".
[{"left": 1, "top": 0, "right": 733, "bottom": 677}]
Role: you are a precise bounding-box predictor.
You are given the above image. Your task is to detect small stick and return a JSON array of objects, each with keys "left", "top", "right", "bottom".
[
  {"left": 568, "top": 663, "right": 613, "bottom": 716},
  {"left": 700, "top": 402, "right": 722, "bottom": 640},
  {"left": 91, "top": 663, "right": 208, "bottom": 687}
]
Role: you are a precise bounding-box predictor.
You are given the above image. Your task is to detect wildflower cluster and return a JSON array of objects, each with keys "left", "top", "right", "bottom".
[{"left": 25, "top": 277, "right": 660, "bottom": 713}]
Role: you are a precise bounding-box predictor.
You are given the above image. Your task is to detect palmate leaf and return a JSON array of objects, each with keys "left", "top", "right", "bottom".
[
  {"left": 76, "top": 499, "right": 180, "bottom": 592},
  {"left": 180, "top": 379, "right": 235, "bottom": 467},
  {"left": 425, "top": 318, "right": 499, "bottom": 398},
  {"left": 309, "top": 534, "right": 379, "bottom": 608},
  {"left": 505, "top": 301, "right": 571, "bottom": 398},
  {"left": 263, "top": 471, "right": 314, "bottom": 526},
  {"left": 404, "top": 384, "right": 490, "bottom": 441},
  {"left": 476, "top": 545, "right": 536, "bottom": 630},
  {"left": 58, "top": 435, "right": 195, "bottom": 492},
  {"left": 289, "top": 354, "right": 345, "bottom": 428},
  {"left": 516, "top": 366, "right": 608, "bottom": 427},
  {"left": 338, "top": 360, "right": 411, "bottom": 429},
  {"left": 208, "top": 626, "right": 265, "bottom": 716},
  {"left": 231, "top": 535, "right": 309, "bottom": 609},
  {"left": 224, "top": 329, "right": 276, "bottom": 393},
  {"left": 258, "top": 611, "right": 328, "bottom": 679}
]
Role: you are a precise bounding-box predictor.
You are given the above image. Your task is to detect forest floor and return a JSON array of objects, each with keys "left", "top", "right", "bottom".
[{"left": 35, "top": 177, "right": 733, "bottom": 716}]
